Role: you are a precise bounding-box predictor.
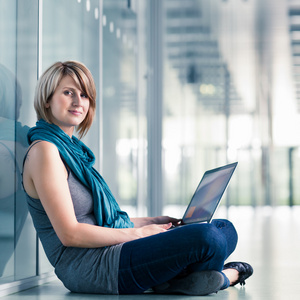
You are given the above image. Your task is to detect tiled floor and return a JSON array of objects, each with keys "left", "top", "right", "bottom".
[{"left": 2, "top": 206, "right": 300, "bottom": 299}]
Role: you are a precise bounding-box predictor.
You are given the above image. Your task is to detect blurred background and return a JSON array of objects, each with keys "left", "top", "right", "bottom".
[{"left": 1, "top": 0, "right": 300, "bottom": 293}]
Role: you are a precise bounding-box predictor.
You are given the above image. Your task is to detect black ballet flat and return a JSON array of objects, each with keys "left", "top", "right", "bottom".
[{"left": 223, "top": 262, "right": 253, "bottom": 286}]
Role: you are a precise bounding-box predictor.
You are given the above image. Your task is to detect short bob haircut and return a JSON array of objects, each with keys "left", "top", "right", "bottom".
[{"left": 34, "top": 61, "right": 96, "bottom": 138}]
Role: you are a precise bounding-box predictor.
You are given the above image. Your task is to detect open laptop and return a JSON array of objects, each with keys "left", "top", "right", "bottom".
[{"left": 174, "top": 162, "right": 238, "bottom": 227}]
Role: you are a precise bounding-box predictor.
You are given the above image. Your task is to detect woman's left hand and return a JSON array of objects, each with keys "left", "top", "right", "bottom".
[{"left": 153, "top": 216, "right": 182, "bottom": 226}]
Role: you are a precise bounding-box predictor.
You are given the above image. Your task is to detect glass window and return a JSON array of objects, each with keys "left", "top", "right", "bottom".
[
  {"left": 102, "top": 0, "right": 140, "bottom": 215},
  {"left": 162, "top": 0, "right": 231, "bottom": 217},
  {"left": 42, "top": 0, "right": 101, "bottom": 162},
  {"left": 0, "top": 0, "right": 17, "bottom": 279},
  {"left": 0, "top": 0, "right": 38, "bottom": 283},
  {"left": 15, "top": 0, "right": 39, "bottom": 280},
  {"left": 160, "top": 0, "right": 300, "bottom": 213}
]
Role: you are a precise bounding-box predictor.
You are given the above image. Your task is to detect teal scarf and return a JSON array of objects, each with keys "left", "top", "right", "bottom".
[{"left": 27, "top": 119, "right": 134, "bottom": 229}]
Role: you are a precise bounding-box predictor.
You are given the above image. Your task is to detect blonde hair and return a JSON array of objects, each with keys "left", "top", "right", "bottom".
[{"left": 34, "top": 61, "right": 96, "bottom": 138}]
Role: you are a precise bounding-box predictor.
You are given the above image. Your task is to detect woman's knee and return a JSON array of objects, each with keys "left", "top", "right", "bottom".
[
  {"left": 204, "top": 224, "right": 228, "bottom": 253},
  {"left": 211, "top": 219, "right": 235, "bottom": 231},
  {"left": 182, "top": 224, "right": 228, "bottom": 257},
  {"left": 211, "top": 219, "right": 238, "bottom": 256},
  {"left": 165, "top": 220, "right": 238, "bottom": 260},
  {"left": 178, "top": 224, "right": 229, "bottom": 272},
  {"left": 194, "top": 221, "right": 237, "bottom": 257}
]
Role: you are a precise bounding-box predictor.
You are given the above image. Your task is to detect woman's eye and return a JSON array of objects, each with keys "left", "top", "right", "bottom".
[
  {"left": 81, "top": 93, "right": 88, "bottom": 98},
  {"left": 64, "top": 90, "right": 72, "bottom": 96}
]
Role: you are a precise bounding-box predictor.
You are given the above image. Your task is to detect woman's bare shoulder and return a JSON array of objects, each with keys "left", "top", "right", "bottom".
[
  {"left": 23, "top": 140, "right": 67, "bottom": 198},
  {"left": 24, "top": 140, "right": 64, "bottom": 178},
  {"left": 25, "top": 140, "right": 60, "bottom": 163}
]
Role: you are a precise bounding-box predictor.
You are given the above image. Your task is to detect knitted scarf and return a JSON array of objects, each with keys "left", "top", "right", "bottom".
[{"left": 27, "top": 119, "right": 134, "bottom": 229}]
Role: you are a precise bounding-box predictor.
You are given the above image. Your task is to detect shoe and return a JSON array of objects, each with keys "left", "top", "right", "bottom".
[
  {"left": 223, "top": 262, "right": 253, "bottom": 286},
  {"left": 153, "top": 270, "right": 224, "bottom": 296}
]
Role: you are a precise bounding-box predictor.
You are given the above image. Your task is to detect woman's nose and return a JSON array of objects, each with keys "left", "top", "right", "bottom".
[{"left": 72, "top": 93, "right": 82, "bottom": 106}]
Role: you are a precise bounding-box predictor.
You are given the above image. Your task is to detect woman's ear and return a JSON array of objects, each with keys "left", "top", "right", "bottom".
[{"left": 45, "top": 102, "right": 50, "bottom": 108}]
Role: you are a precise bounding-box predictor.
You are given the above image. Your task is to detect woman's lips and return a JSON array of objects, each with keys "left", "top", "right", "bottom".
[{"left": 69, "top": 110, "right": 82, "bottom": 116}]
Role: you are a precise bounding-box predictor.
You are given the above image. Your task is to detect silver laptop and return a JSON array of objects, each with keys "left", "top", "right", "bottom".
[{"left": 176, "top": 162, "right": 238, "bottom": 227}]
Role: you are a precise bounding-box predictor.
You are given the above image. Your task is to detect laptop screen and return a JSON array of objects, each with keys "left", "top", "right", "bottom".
[{"left": 182, "top": 162, "right": 238, "bottom": 224}]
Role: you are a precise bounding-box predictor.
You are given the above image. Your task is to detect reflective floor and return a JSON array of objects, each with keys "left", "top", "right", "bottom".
[{"left": 2, "top": 206, "right": 300, "bottom": 300}]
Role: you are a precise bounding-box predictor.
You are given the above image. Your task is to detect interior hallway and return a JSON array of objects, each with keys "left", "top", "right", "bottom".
[{"left": 1, "top": 206, "right": 300, "bottom": 300}]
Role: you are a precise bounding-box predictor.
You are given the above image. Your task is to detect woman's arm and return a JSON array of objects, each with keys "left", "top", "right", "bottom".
[{"left": 23, "top": 141, "right": 172, "bottom": 248}]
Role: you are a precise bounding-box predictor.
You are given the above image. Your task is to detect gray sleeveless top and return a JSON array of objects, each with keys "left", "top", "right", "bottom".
[{"left": 25, "top": 165, "right": 123, "bottom": 294}]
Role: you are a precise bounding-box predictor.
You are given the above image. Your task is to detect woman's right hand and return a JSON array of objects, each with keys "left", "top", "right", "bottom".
[{"left": 135, "top": 223, "right": 172, "bottom": 238}]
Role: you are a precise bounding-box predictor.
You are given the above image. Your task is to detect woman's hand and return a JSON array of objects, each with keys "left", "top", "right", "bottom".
[
  {"left": 134, "top": 223, "right": 173, "bottom": 238},
  {"left": 131, "top": 216, "right": 181, "bottom": 228},
  {"left": 153, "top": 216, "right": 181, "bottom": 226}
]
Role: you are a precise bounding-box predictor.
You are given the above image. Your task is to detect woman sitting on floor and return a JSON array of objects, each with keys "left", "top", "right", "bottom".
[{"left": 22, "top": 61, "right": 253, "bottom": 296}]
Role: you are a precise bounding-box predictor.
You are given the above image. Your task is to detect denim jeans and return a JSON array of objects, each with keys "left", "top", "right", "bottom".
[{"left": 118, "top": 219, "right": 238, "bottom": 294}]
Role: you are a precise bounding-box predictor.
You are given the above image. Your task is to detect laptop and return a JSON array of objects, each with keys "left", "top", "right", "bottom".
[{"left": 174, "top": 162, "right": 238, "bottom": 227}]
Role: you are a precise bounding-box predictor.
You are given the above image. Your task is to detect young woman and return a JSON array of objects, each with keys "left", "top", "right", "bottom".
[{"left": 22, "top": 61, "right": 253, "bottom": 295}]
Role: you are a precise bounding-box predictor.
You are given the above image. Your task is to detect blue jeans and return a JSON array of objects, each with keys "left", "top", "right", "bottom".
[{"left": 118, "top": 219, "right": 238, "bottom": 294}]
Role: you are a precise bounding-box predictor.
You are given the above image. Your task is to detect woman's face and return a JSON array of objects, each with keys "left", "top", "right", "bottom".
[{"left": 46, "top": 75, "right": 90, "bottom": 136}]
